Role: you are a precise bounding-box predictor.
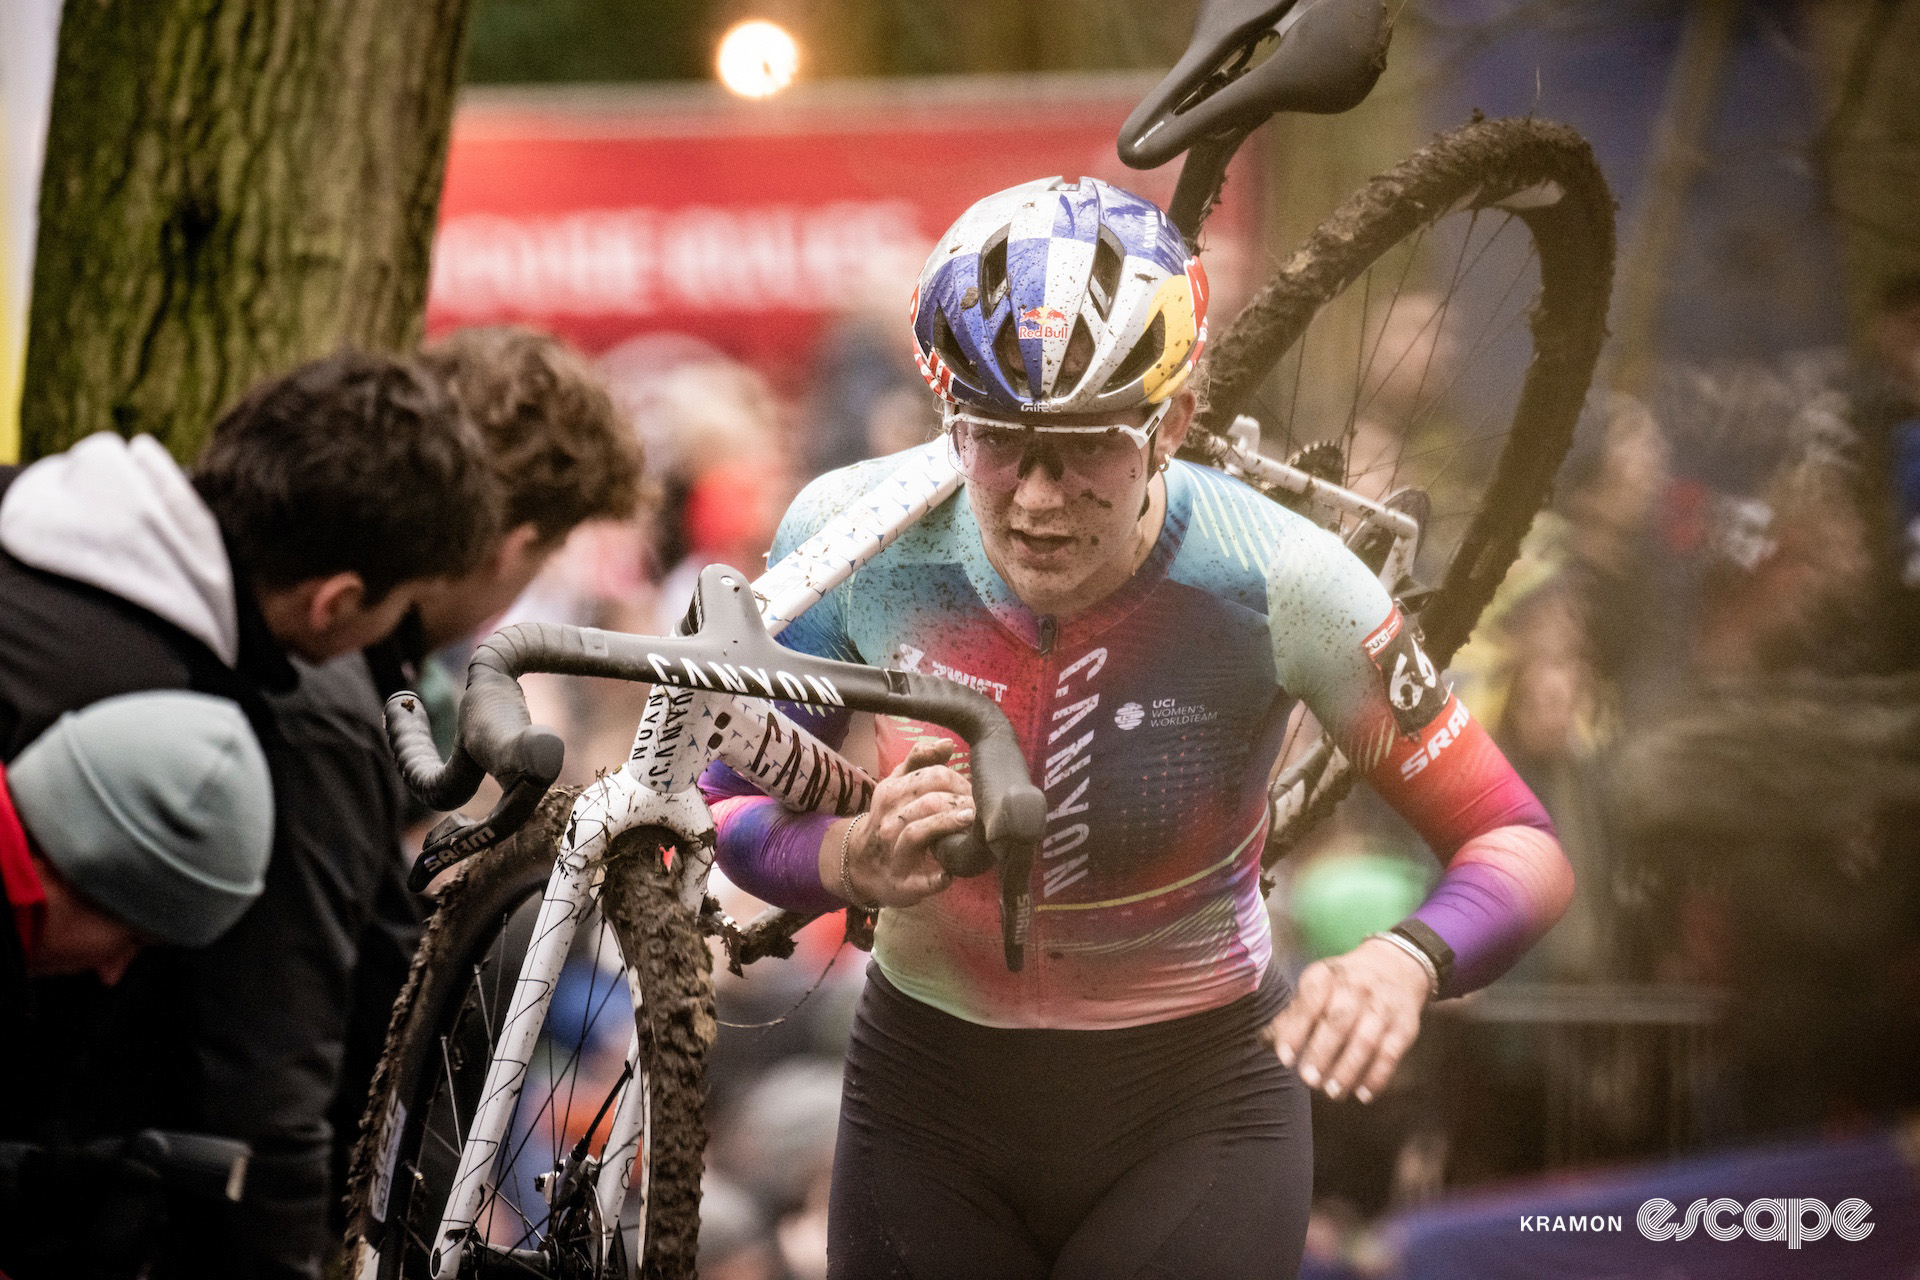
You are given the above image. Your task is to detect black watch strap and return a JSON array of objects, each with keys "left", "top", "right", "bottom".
[{"left": 1391, "top": 920, "right": 1456, "bottom": 997}]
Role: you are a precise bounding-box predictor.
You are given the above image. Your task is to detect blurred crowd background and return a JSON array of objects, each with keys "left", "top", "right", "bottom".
[{"left": 108, "top": 1, "right": 1909, "bottom": 1275}]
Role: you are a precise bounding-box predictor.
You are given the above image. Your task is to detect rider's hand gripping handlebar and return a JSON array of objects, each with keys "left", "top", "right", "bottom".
[{"left": 387, "top": 565, "right": 1049, "bottom": 969}]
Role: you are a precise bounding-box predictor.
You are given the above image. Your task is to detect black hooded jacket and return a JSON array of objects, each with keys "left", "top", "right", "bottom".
[{"left": 0, "top": 439, "right": 407, "bottom": 1280}]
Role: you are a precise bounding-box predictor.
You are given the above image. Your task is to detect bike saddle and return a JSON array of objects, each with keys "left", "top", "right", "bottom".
[{"left": 1118, "top": 0, "right": 1390, "bottom": 170}]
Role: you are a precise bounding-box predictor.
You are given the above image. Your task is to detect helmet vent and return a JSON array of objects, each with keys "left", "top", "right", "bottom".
[
  {"left": 1104, "top": 312, "right": 1165, "bottom": 393},
  {"left": 932, "top": 308, "right": 982, "bottom": 389},
  {"left": 1089, "top": 230, "right": 1125, "bottom": 319},
  {"left": 994, "top": 312, "right": 1030, "bottom": 396},
  {"left": 980, "top": 231, "right": 1011, "bottom": 313},
  {"left": 1059, "top": 317, "right": 1096, "bottom": 393}
]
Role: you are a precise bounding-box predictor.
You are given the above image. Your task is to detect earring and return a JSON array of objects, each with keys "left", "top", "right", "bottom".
[{"left": 1156, "top": 457, "right": 1170, "bottom": 474}]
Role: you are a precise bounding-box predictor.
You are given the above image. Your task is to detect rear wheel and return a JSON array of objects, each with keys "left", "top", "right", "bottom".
[{"left": 1184, "top": 116, "right": 1615, "bottom": 857}]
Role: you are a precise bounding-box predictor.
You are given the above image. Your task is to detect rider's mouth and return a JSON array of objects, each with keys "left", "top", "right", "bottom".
[{"left": 1010, "top": 530, "right": 1074, "bottom": 558}]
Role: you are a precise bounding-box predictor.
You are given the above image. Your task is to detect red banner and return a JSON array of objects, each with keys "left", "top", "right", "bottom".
[{"left": 427, "top": 79, "right": 1262, "bottom": 387}]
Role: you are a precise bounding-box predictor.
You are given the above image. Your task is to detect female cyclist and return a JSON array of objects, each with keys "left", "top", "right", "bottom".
[{"left": 701, "top": 176, "right": 1574, "bottom": 1279}]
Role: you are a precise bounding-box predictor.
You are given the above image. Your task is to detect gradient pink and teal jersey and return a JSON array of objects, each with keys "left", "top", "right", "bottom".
[{"left": 703, "top": 444, "right": 1573, "bottom": 1029}]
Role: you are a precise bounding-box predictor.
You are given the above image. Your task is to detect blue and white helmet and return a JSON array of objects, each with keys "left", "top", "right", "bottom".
[{"left": 910, "top": 176, "right": 1209, "bottom": 416}]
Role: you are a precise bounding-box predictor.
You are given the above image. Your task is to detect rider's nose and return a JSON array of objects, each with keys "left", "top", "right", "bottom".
[{"left": 1013, "top": 447, "right": 1068, "bottom": 507}]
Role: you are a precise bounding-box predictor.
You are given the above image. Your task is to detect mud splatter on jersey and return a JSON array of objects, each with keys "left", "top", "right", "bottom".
[{"left": 704, "top": 443, "right": 1565, "bottom": 1028}]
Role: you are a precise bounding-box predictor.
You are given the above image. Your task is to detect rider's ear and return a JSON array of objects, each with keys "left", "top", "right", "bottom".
[{"left": 1155, "top": 389, "right": 1198, "bottom": 466}]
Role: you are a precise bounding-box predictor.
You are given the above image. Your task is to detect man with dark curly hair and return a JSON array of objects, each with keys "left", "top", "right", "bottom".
[{"left": 409, "top": 325, "right": 645, "bottom": 652}]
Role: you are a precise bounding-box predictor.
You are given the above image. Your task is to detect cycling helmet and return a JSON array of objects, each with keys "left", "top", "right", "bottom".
[{"left": 910, "top": 176, "right": 1208, "bottom": 415}]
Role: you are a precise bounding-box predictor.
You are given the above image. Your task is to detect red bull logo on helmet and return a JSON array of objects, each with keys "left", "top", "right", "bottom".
[{"left": 1017, "top": 306, "right": 1070, "bottom": 343}]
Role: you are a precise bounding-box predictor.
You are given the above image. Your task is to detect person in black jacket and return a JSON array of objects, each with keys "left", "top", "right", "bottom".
[
  {"left": 0, "top": 350, "right": 499, "bottom": 1280},
  {"left": 0, "top": 692, "right": 274, "bottom": 1279}
]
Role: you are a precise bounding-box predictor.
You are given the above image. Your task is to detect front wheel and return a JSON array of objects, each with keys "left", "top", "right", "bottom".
[{"left": 343, "top": 792, "right": 715, "bottom": 1280}]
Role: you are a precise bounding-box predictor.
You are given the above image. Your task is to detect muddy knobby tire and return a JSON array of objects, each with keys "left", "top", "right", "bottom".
[{"left": 598, "top": 828, "right": 718, "bottom": 1280}]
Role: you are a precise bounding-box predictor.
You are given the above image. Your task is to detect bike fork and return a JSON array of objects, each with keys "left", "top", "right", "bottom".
[{"left": 427, "top": 782, "right": 619, "bottom": 1279}]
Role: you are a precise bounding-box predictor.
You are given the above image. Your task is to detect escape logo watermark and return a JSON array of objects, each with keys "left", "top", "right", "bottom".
[
  {"left": 1516, "top": 1198, "right": 1874, "bottom": 1248},
  {"left": 1637, "top": 1198, "right": 1874, "bottom": 1247}
]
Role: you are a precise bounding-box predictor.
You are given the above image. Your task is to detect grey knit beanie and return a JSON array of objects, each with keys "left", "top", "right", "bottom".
[{"left": 8, "top": 691, "right": 274, "bottom": 948}]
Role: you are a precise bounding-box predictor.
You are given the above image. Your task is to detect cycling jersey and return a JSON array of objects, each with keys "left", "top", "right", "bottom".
[{"left": 703, "top": 443, "right": 1571, "bottom": 1029}]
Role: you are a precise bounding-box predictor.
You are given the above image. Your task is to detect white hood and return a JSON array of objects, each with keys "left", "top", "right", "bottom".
[{"left": 1, "top": 432, "right": 239, "bottom": 665}]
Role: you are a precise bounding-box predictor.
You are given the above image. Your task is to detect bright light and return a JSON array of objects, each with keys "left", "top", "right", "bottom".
[{"left": 716, "top": 20, "right": 799, "bottom": 99}]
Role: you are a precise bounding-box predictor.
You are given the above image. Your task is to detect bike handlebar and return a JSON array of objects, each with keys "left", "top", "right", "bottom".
[{"left": 389, "top": 564, "right": 1048, "bottom": 968}]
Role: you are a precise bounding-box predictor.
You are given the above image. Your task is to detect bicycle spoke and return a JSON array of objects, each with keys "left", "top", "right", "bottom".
[
  {"left": 470, "top": 911, "right": 638, "bottom": 1260},
  {"left": 428, "top": 1116, "right": 465, "bottom": 1165},
  {"left": 440, "top": 1036, "right": 467, "bottom": 1153},
  {"left": 1344, "top": 267, "right": 1375, "bottom": 447},
  {"left": 1283, "top": 321, "right": 1310, "bottom": 455},
  {"left": 496, "top": 1178, "right": 543, "bottom": 1251},
  {"left": 475, "top": 963, "right": 496, "bottom": 1045},
  {"left": 1394, "top": 265, "right": 1540, "bottom": 501},
  {"left": 1352, "top": 221, "right": 1434, "bottom": 424}
]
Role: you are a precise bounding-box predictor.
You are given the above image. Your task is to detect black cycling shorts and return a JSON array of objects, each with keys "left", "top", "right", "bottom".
[{"left": 827, "top": 963, "right": 1312, "bottom": 1280}]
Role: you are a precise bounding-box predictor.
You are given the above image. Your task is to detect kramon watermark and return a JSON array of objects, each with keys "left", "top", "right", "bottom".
[{"left": 1516, "top": 1198, "right": 1874, "bottom": 1248}]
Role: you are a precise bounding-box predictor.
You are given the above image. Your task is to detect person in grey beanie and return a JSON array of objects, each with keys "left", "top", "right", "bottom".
[{"left": 1, "top": 690, "right": 274, "bottom": 1014}]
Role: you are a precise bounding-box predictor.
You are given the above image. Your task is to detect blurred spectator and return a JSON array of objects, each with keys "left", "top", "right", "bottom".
[
  {"left": 1844, "top": 273, "right": 1920, "bottom": 668},
  {"left": 501, "top": 337, "right": 795, "bottom": 782},
  {"left": 710, "top": 1058, "right": 843, "bottom": 1280},
  {"left": 615, "top": 349, "right": 792, "bottom": 634},
  {"left": 1609, "top": 671, "right": 1920, "bottom": 1139},
  {"left": 698, "top": 1173, "right": 781, "bottom": 1280},
  {"left": 805, "top": 317, "right": 941, "bottom": 476}
]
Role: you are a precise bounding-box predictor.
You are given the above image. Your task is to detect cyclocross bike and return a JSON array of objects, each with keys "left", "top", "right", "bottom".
[{"left": 344, "top": 0, "right": 1615, "bottom": 1274}]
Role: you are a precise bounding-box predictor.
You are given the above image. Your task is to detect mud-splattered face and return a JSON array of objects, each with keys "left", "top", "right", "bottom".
[{"left": 965, "top": 392, "right": 1193, "bottom": 618}]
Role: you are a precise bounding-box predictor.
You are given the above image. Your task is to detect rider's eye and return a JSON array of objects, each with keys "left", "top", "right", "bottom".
[
  {"left": 1058, "top": 435, "right": 1111, "bottom": 461},
  {"left": 973, "top": 427, "right": 1029, "bottom": 457}
]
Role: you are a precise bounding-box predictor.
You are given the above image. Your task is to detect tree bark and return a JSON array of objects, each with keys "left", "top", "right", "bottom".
[{"left": 22, "top": 0, "right": 472, "bottom": 462}]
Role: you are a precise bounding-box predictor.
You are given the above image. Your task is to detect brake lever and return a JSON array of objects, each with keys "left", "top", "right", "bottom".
[
  {"left": 905, "top": 746, "right": 1036, "bottom": 969},
  {"left": 407, "top": 772, "right": 553, "bottom": 894}
]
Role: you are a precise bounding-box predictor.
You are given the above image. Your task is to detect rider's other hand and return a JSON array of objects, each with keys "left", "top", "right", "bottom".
[
  {"left": 835, "top": 739, "right": 973, "bottom": 909},
  {"left": 1264, "top": 936, "right": 1430, "bottom": 1104}
]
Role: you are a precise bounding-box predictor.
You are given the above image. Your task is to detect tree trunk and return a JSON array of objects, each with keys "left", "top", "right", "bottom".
[
  {"left": 22, "top": 0, "right": 472, "bottom": 463},
  {"left": 1608, "top": 0, "right": 1741, "bottom": 397},
  {"left": 1801, "top": 0, "right": 1920, "bottom": 343}
]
